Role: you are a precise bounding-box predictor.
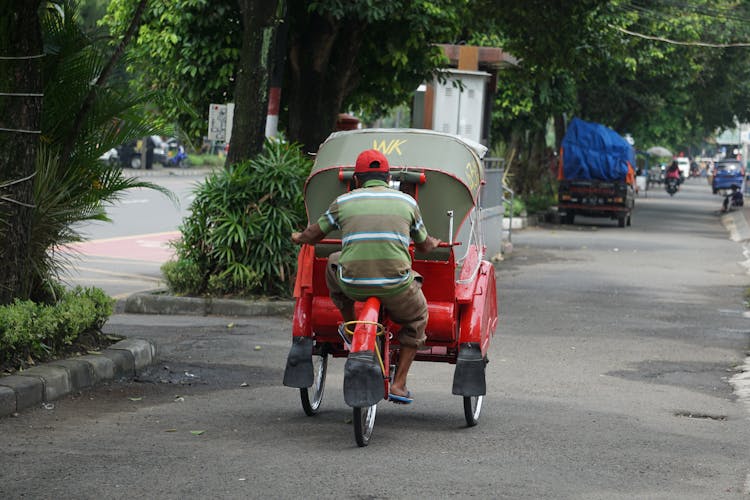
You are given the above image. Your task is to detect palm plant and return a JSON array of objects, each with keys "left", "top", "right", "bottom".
[{"left": 27, "top": 1, "right": 173, "bottom": 301}]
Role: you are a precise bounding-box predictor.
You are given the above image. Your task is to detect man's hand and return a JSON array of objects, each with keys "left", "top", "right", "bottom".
[
  {"left": 291, "top": 223, "right": 325, "bottom": 245},
  {"left": 414, "top": 235, "right": 441, "bottom": 253}
]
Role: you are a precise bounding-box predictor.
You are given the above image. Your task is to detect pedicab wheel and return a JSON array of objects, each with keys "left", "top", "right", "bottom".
[
  {"left": 300, "top": 353, "right": 328, "bottom": 416},
  {"left": 353, "top": 404, "right": 377, "bottom": 447},
  {"left": 463, "top": 395, "right": 483, "bottom": 427}
]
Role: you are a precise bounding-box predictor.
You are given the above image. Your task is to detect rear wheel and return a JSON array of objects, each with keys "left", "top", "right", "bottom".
[
  {"left": 564, "top": 211, "right": 575, "bottom": 225},
  {"left": 130, "top": 156, "right": 142, "bottom": 169},
  {"left": 300, "top": 353, "right": 327, "bottom": 416},
  {"left": 463, "top": 395, "right": 483, "bottom": 427},
  {"left": 353, "top": 404, "right": 377, "bottom": 447},
  {"left": 617, "top": 215, "right": 626, "bottom": 227}
]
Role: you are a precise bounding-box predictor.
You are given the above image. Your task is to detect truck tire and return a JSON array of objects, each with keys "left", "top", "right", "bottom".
[
  {"left": 564, "top": 212, "right": 575, "bottom": 225},
  {"left": 617, "top": 215, "right": 626, "bottom": 228}
]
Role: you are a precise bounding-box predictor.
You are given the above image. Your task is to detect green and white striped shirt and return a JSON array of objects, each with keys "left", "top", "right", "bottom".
[{"left": 317, "top": 180, "right": 428, "bottom": 299}]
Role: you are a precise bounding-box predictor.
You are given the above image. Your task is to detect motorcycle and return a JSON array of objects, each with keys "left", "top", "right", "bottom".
[
  {"left": 722, "top": 184, "right": 744, "bottom": 213},
  {"left": 166, "top": 145, "right": 189, "bottom": 168},
  {"left": 665, "top": 176, "right": 680, "bottom": 196}
]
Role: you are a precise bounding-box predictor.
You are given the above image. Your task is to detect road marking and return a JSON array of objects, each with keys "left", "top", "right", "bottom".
[
  {"left": 62, "top": 232, "right": 179, "bottom": 262},
  {"left": 73, "top": 266, "right": 163, "bottom": 282}
]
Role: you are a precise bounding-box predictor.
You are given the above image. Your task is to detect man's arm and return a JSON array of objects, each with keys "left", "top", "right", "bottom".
[
  {"left": 291, "top": 223, "right": 325, "bottom": 245},
  {"left": 414, "top": 234, "right": 441, "bottom": 253}
]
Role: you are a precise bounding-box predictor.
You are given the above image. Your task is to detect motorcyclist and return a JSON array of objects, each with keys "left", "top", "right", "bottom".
[
  {"left": 722, "top": 184, "right": 744, "bottom": 212},
  {"left": 665, "top": 160, "right": 681, "bottom": 182}
]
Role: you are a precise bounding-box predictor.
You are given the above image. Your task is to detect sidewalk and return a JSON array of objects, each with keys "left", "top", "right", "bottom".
[{"left": 0, "top": 290, "right": 294, "bottom": 418}]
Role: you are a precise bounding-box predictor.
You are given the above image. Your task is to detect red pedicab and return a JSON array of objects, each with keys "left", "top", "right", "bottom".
[{"left": 283, "top": 129, "right": 498, "bottom": 446}]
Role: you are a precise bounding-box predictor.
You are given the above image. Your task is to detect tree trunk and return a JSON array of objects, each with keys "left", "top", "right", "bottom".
[
  {"left": 0, "top": 1, "right": 43, "bottom": 304},
  {"left": 226, "top": 0, "right": 279, "bottom": 166},
  {"left": 285, "top": 9, "right": 366, "bottom": 155}
]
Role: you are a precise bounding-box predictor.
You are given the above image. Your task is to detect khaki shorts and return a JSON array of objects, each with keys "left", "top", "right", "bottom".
[{"left": 325, "top": 252, "right": 428, "bottom": 348}]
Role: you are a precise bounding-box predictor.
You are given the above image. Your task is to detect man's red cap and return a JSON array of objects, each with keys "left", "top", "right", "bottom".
[{"left": 354, "top": 149, "right": 390, "bottom": 174}]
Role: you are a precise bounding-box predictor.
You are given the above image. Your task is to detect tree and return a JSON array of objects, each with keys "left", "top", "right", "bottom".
[
  {"left": 1, "top": 0, "right": 173, "bottom": 304},
  {"left": 105, "top": 0, "right": 470, "bottom": 156},
  {"left": 0, "top": 0, "right": 43, "bottom": 304},
  {"left": 482, "top": 0, "right": 750, "bottom": 194},
  {"left": 226, "top": 0, "right": 279, "bottom": 163}
]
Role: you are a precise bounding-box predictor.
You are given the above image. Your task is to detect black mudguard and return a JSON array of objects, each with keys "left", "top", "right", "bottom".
[
  {"left": 452, "top": 342, "right": 486, "bottom": 396},
  {"left": 282, "top": 336, "right": 313, "bottom": 388},
  {"left": 343, "top": 350, "right": 383, "bottom": 407}
]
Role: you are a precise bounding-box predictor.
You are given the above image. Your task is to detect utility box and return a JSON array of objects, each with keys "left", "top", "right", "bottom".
[{"left": 431, "top": 70, "right": 489, "bottom": 144}]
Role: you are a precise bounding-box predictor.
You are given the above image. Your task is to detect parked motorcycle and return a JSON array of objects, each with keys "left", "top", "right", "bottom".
[
  {"left": 166, "top": 144, "right": 189, "bottom": 168},
  {"left": 721, "top": 184, "right": 744, "bottom": 213}
]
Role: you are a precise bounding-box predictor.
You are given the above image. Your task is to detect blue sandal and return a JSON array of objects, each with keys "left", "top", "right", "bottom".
[{"left": 388, "top": 391, "right": 413, "bottom": 404}]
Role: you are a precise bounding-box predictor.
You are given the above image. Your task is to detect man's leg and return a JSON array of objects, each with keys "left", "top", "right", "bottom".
[
  {"left": 382, "top": 279, "right": 428, "bottom": 398},
  {"left": 325, "top": 252, "right": 355, "bottom": 323},
  {"left": 390, "top": 346, "right": 416, "bottom": 398}
]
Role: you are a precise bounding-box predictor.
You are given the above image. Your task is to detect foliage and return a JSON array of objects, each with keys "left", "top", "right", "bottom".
[
  {"left": 523, "top": 192, "right": 557, "bottom": 215},
  {"left": 504, "top": 197, "right": 526, "bottom": 217},
  {"left": 164, "top": 138, "right": 311, "bottom": 297},
  {"left": 103, "top": 0, "right": 242, "bottom": 141},
  {"left": 26, "top": 0, "right": 174, "bottom": 301},
  {"left": 0, "top": 286, "right": 114, "bottom": 373},
  {"left": 188, "top": 153, "right": 225, "bottom": 168},
  {"left": 104, "top": 0, "right": 474, "bottom": 150}
]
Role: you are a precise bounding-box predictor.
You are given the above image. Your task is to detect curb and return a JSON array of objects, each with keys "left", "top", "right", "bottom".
[
  {"left": 0, "top": 338, "right": 156, "bottom": 418},
  {"left": 119, "top": 165, "right": 219, "bottom": 178},
  {"left": 122, "top": 292, "right": 295, "bottom": 317}
]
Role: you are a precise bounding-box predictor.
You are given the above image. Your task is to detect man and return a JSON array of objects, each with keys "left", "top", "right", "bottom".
[{"left": 291, "top": 149, "right": 440, "bottom": 404}]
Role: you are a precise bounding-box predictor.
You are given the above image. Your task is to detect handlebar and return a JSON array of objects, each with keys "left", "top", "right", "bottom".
[{"left": 318, "top": 238, "right": 460, "bottom": 247}]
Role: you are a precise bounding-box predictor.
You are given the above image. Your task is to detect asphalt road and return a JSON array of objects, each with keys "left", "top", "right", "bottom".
[{"left": 2, "top": 177, "right": 749, "bottom": 499}]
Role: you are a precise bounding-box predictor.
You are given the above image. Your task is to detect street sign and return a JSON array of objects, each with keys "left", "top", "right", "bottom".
[{"left": 208, "top": 103, "right": 234, "bottom": 143}]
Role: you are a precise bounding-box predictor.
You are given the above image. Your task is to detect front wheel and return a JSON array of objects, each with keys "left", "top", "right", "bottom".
[
  {"left": 463, "top": 395, "right": 483, "bottom": 427},
  {"left": 300, "top": 353, "right": 327, "bottom": 416},
  {"left": 353, "top": 404, "right": 377, "bottom": 447}
]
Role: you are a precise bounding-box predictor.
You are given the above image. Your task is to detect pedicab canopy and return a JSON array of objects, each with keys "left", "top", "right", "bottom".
[
  {"left": 559, "top": 117, "right": 636, "bottom": 184},
  {"left": 304, "top": 129, "right": 488, "bottom": 246}
]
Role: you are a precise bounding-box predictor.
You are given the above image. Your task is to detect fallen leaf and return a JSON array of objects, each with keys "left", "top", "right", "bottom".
[
  {"left": 165, "top": 429, "right": 177, "bottom": 432},
  {"left": 227, "top": 323, "right": 235, "bottom": 329},
  {"left": 190, "top": 430, "right": 205, "bottom": 436},
  {"left": 240, "top": 382, "right": 248, "bottom": 387},
  {"left": 129, "top": 397, "right": 143, "bottom": 401},
  {"left": 86, "top": 350, "right": 102, "bottom": 355},
  {"left": 254, "top": 345, "right": 262, "bottom": 351}
]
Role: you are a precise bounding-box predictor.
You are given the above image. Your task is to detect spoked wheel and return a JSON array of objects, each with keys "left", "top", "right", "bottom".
[
  {"left": 353, "top": 404, "right": 377, "bottom": 447},
  {"left": 300, "top": 353, "right": 328, "bottom": 416},
  {"left": 463, "top": 395, "right": 483, "bottom": 427}
]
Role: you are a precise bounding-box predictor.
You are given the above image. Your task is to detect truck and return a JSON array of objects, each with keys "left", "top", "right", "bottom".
[{"left": 557, "top": 118, "right": 636, "bottom": 228}]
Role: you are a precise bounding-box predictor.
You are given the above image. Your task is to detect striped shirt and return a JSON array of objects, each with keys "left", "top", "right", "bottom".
[{"left": 317, "top": 180, "right": 428, "bottom": 299}]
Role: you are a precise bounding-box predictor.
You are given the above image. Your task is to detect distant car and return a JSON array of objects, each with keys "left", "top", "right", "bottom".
[
  {"left": 712, "top": 159, "right": 744, "bottom": 193},
  {"left": 150, "top": 135, "right": 168, "bottom": 166},
  {"left": 675, "top": 157, "right": 690, "bottom": 179}
]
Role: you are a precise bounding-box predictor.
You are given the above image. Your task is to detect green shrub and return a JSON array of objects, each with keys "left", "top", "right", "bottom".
[
  {"left": 0, "top": 286, "right": 115, "bottom": 372},
  {"left": 165, "top": 138, "right": 312, "bottom": 298},
  {"left": 161, "top": 259, "right": 204, "bottom": 296},
  {"left": 523, "top": 192, "right": 557, "bottom": 214},
  {"left": 504, "top": 197, "right": 526, "bottom": 217},
  {"left": 188, "top": 154, "right": 225, "bottom": 167}
]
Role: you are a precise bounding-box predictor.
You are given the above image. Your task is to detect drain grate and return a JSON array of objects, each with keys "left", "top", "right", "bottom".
[{"left": 674, "top": 410, "right": 727, "bottom": 420}]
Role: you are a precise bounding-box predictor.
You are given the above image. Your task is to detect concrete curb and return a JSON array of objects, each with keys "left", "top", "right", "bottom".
[
  {"left": 0, "top": 338, "right": 156, "bottom": 418},
  {"left": 122, "top": 292, "right": 295, "bottom": 317}
]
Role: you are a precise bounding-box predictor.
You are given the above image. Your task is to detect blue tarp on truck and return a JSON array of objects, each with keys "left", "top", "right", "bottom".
[{"left": 561, "top": 117, "right": 635, "bottom": 182}]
